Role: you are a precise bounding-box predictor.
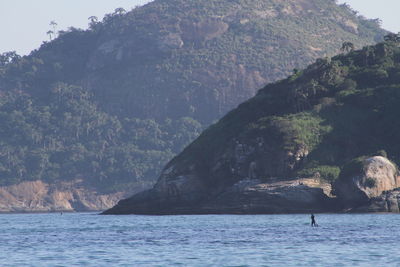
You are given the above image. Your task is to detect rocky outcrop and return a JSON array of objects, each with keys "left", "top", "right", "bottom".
[
  {"left": 331, "top": 156, "right": 400, "bottom": 213},
  {"left": 200, "top": 178, "right": 334, "bottom": 214},
  {"left": 157, "top": 33, "right": 184, "bottom": 52},
  {"left": 180, "top": 19, "right": 229, "bottom": 47},
  {"left": 103, "top": 121, "right": 323, "bottom": 215},
  {"left": 353, "top": 189, "right": 400, "bottom": 213},
  {"left": 105, "top": 155, "right": 400, "bottom": 215},
  {"left": 104, "top": 178, "right": 335, "bottom": 214},
  {"left": 333, "top": 156, "right": 400, "bottom": 206},
  {"left": 0, "top": 180, "right": 131, "bottom": 213}
]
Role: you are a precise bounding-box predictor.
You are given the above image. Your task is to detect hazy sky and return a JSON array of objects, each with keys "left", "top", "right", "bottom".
[
  {"left": 0, "top": 0, "right": 399, "bottom": 55},
  {"left": 337, "top": 0, "right": 399, "bottom": 32},
  {"left": 0, "top": 0, "right": 150, "bottom": 55}
]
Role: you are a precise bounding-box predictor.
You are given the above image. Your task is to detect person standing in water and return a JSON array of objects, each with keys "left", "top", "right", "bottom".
[{"left": 311, "top": 214, "right": 316, "bottom": 227}]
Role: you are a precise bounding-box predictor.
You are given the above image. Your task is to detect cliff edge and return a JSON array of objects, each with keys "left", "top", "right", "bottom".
[{"left": 0, "top": 180, "right": 130, "bottom": 212}]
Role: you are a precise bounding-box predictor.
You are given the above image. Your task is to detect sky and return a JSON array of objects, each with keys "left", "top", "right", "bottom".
[
  {"left": 0, "top": 0, "right": 399, "bottom": 55},
  {"left": 337, "top": 0, "right": 399, "bottom": 32},
  {"left": 0, "top": 0, "right": 150, "bottom": 55}
]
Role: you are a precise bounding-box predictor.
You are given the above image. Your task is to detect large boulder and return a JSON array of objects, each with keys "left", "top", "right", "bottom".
[{"left": 333, "top": 156, "right": 400, "bottom": 206}]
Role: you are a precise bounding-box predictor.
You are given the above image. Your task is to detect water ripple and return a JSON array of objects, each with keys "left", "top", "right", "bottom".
[{"left": 0, "top": 213, "right": 399, "bottom": 266}]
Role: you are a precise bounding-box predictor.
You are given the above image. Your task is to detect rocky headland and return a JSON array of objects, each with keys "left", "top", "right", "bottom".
[
  {"left": 104, "top": 156, "right": 400, "bottom": 215},
  {"left": 104, "top": 40, "right": 400, "bottom": 215}
]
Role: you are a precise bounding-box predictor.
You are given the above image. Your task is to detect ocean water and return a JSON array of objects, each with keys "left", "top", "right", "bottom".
[{"left": 0, "top": 213, "right": 399, "bottom": 267}]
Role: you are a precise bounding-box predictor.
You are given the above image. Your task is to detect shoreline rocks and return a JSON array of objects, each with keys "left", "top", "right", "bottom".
[
  {"left": 103, "top": 178, "right": 338, "bottom": 215},
  {"left": 0, "top": 180, "right": 139, "bottom": 213},
  {"left": 333, "top": 156, "right": 400, "bottom": 208},
  {"left": 3, "top": 156, "right": 400, "bottom": 214},
  {"left": 104, "top": 156, "right": 400, "bottom": 215}
]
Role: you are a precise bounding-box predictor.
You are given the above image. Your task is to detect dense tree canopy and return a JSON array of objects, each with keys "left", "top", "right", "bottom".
[{"left": 0, "top": 83, "right": 202, "bottom": 192}]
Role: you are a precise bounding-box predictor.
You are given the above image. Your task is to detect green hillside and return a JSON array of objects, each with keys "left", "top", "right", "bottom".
[
  {"left": 0, "top": 0, "right": 386, "bottom": 192},
  {"left": 169, "top": 37, "right": 400, "bottom": 189},
  {"left": 21, "top": 0, "right": 385, "bottom": 122}
]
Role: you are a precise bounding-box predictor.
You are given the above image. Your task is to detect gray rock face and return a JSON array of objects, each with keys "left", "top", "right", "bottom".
[
  {"left": 104, "top": 155, "right": 400, "bottom": 215},
  {"left": 153, "top": 167, "right": 208, "bottom": 205},
  {"left": 352, "top": 189, "right": 400, "bottom": 213},
  {"left": 180, "top": 19, "right": 229, "bottom": 47},
  {"left": 200, "top": 179, "right": 333, "bottom": 214},
  {"left": 103, "top": 178, "right": 334, "bottom": 215},
  {"left": 103, "top": 128, "right": 318, "bottom": 215},
  {"left": 333, "top": 156, "right": 400, "bottom": 206},
  {"left": 157, "top": 33, "right": 184, "bottom": 52},
  {"left": 0, "top": 180, "right": 132, "bottom": 212}
]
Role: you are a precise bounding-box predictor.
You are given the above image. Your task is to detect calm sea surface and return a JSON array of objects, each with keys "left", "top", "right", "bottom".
[{"left": 0, "top": 213, "right": 399, "bottom": 266}]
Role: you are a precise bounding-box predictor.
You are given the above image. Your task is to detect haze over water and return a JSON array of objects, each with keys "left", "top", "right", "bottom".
[{"left": 1, "top": 213, "right": 399, "bottom": 266}]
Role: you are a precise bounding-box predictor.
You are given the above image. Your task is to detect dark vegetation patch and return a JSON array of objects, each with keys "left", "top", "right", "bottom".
[{"left": 172, "top": 40, "right": 400, "bottom": 185}]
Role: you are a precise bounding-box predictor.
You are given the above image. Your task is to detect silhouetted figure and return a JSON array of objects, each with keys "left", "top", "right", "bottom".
[{"left": 311, "top": 214, "right": 316, "bottom": 227}]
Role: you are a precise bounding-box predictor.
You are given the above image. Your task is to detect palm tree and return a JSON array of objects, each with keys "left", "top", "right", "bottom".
[
  {"left": 49, "top": 21, "right": 58, "bottom": 39},
  {"left": 88, "top": 16, "right": 98, "bottom": 24},
  {"left": 341, "top": 42, "right": 355, "bottom": 53},
  {"left": 88, "top": 16, "right": 99, "bottom": 29},
  {"left": 46, "top": 30, "right": 54, "bottom": 41},
  {"left": 114, "top": 8, "right": 126, "bottom": 15},
  {"left": 50, "top": 20, "right": 58, "bottom": 32}
]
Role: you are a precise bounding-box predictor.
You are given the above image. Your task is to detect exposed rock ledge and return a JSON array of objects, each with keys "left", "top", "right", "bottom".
[
  {"left": 104, "top": 156, "right": 400, "bottom": 215},
  {"left": 0, "top": 180, "right": 129, "bottom": 213},
  {"left": 104, "top": 178, "right": 336, "bottom": 215}
]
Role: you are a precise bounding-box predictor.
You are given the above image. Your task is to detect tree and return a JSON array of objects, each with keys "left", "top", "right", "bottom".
[
  {"left": 341, "top": 42, "right": 355, "bottom": 53},
  {"left": 88, "top": 16, "right": 99, "bottom": 29},
  {"left": 48, "top": 20, "right": 58, "bottom": 40},
  {"left": 114, "top": 8, "right": 126, "bottom": 15},
  {"left": 376, "top": 150, "right": 387, "bottom": 158},
  {"left": 46, "top": 30, "right": 54, "bottom": 41},
  {"left": 384, "top": 33, "right": 400, "bottom": 43},
  {"left": 0, "top": 51, "right": 20, "bottom": 67},
  {"left": 88, "top": 16, "right": 98, "bottom": 23},
  {"left": 50, "top": 20, "right": 58, "bottom": 32}
]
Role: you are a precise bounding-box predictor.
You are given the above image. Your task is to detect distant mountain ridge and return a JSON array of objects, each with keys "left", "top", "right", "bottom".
[
  {"left": 6, "top": 0, "right": 385, "bottom": 122},
  {"left": 0, "top": 0, "right": 387, "bottom": 211}
]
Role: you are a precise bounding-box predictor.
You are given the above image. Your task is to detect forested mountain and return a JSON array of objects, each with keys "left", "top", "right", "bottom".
[
  {"left": 105, "top": 37, "right": 400, "bottom": 215},
  {"left": 0, "top": 0, "right": 386, "bottom": 197}
]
